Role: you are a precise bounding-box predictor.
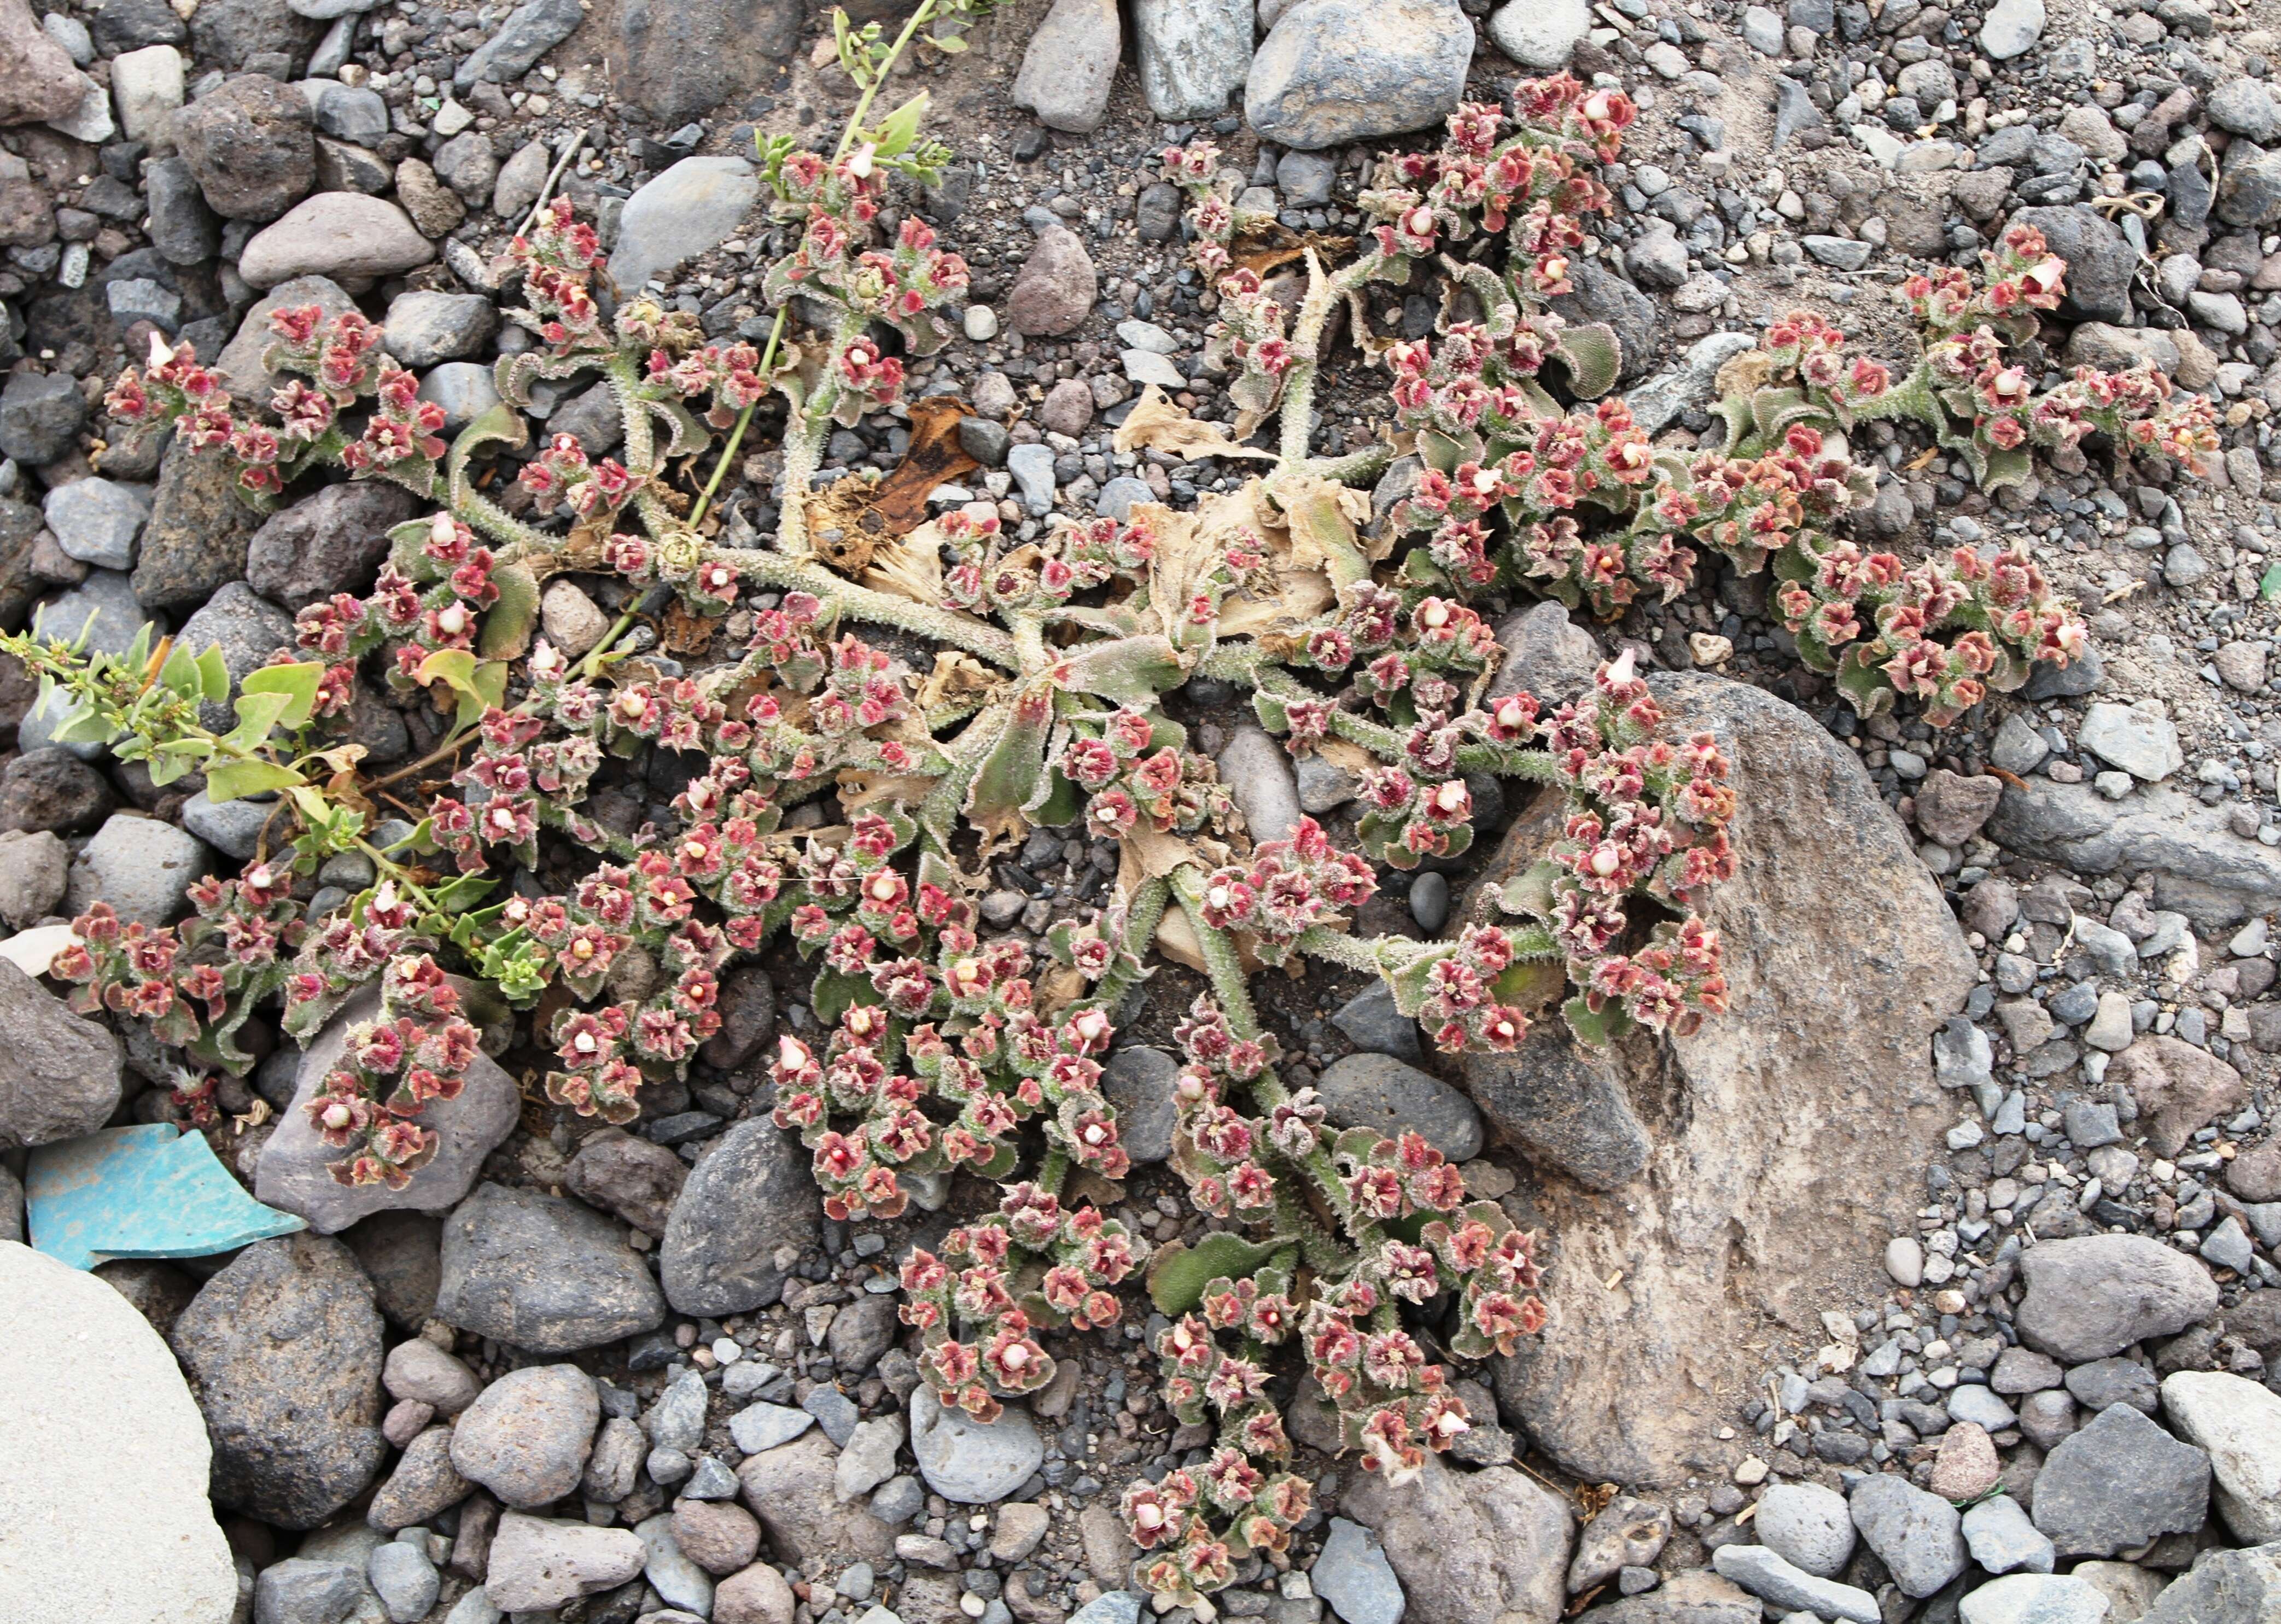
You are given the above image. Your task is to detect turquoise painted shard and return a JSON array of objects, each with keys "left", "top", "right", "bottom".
[{"left": 26, "top": 1124, "right": 307, "bottom": 1270}]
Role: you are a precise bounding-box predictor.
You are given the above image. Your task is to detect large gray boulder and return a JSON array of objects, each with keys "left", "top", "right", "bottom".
[
  {"left": 1985, "top": 776, "right": 2281, "bottom": 928},
  {"left": 0, "top": 1240, "right": 239, "bottom": 1624},
  {"left": 0, "top": 957, "right": 123, "bottom": 1150},
  {"left": 1245, "top": 0, "right": 1473, "bottom": 149},
  {"left": 170, "top": 1234, "right": 387, "bottom": 1528},
  {"left": 1341, "top": 1453, "right": 1573, "bottom": 1624},
  {"left": 2015, "top": 1234, "right": 2220, "bottom": 1362},
  {"left": 1488, "top": 674, "right": 1976, "bottom": 1485}
]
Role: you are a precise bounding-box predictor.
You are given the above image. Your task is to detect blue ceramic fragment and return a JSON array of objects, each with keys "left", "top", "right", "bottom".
[{"left": 26, "top": 1124, "right": 306, "bottom": 1269}]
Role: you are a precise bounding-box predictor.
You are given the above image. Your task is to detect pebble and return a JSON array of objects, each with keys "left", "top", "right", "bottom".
[
  {"left": 450, "top": 1365, "right": 599, "bottom": 1509},
  {"left": 1133, "top": 0, "right": 1250, "bottom": 120},
  {"left": 1956, "top": 1574, "right": 2108, "bottom": 1624},
  {"left": 728, "top": 1402, "right": 815, "bottom": 1455},
  {"left": 43, "top": 478, "right": 150, "bottom": 571},
  {"left": 909, "top": 1388, "right": 1042, "bottom": 1504},
  {"left": 606, "top": 157, "right": 759, "bottom": 290},
  {"left": 1961, "top": 1496, "right": 2055, "bottom": 1576},
  {"left": 65, "top": 815, "right": 211, "bottom": 926},
  {"left": 1216, "top": 725, "right": 1302, "bottom": 845},
  {"left": 1754, "top": 1483, "right": 1853, "bottom": 1579},
  {"left": 1311, "top": 1520, "right": 1405, "bottom": 1624},
  {"left": 369, "top": 1540, "right": 440, "bottom": 1624},
  {"left": 1012, "top": 0, "right": 1121, "bottom": 133},
  {"left": 483, "top": 1513, "right": 645, "bottom": 1613},
  {"left": 1006, "top": 225, "right": 1098, "bottom": 336},
  {"left": 1847, "top": 1475, "right": 1968, "bottom": 1598},
  {"left": 1408, "top": 871, "right": 1449, "bottom": 931},
  {"left": 2030, "top": 1401, "right": 2210, "bottom": 1557},
  {"left": 238, "top": 195, "right": 435, "bottom": 288},
  {"left": 1489, "top": 0, "right": 1590, "bottom": 67},
  {"left": 1314, "top": 1053, "right": 1484, "bottom": 1161},
  {"left": 2161, "top": 1370, "right": 2281, "bottom": 1542},
  {"left": 1710, "top": 1546, "right": 1879, "bottom": 1623},
  {"left": 1007, "top": 443, "right": 1057, "bottom": 516}
]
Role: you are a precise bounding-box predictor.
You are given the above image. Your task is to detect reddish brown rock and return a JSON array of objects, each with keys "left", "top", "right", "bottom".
[
  {"left": 2107, "top": 1035, "right": 2247, "bottom": 1157},
  {"left": 1005, "top": 224, "right": 1098, "bottom": 337}
]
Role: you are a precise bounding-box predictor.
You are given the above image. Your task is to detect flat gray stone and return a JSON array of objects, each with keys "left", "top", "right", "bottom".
[
  {"left": 1312, "top": 1518, "right": 1404, "bottom": 1624},
  {"left": 44, "top": 478, "right": 150, "bottom": 570},
  {"left": 1849, "top": 1473, "right": 1967, "bottom": 1598},
  {"left": 1961, "top": 1496, "right": 2055, "bottom": 1576},
  {"left": 1711, "top": 1545, "right": 1878, "bottom": 1623},
  {"left": 256, "top": 990, "right": 521, "bottom": 1234},
  {"left": 436, "top": 1183, "right": 666, "bottom": 1355},
  {"left": 1245, "top": 0, "right": 1473, "bottom": 149},
  {"left": 607, "top": 156, "right": 759, "bottom": 290},
  {"left": 1957, "top": 1573, "right": 2107, "bottom": 1624},
  {"left": 909, "top": 1387, "right": 1041, "bottom": 1504},
  {"left": 2031, "top": 1400, "right": 2210, "bottom": 1558},
  {"left": 64, "top": 814, "right": 210, "bottom": 925},
  {"left": 1314, "top": 1053, "right": 1484, "bottom": 1161},
  {"left": 1488, "top": 0, "right": 1589, "bottom": 66}
]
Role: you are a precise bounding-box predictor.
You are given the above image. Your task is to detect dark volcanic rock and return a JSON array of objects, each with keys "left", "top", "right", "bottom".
[
  {"left": 0, "top": 746, "right": 118, "bottom": 835},
  {"left": 436, "top": 1182, "right": 668, "bottom": 1354},
  {"left": 170, "top": 1234, "right": 387, "bottom": 1529},
  {"left": 612, "top": 0, "right": 803, "bottom": 124},
  {"left": 245, "top": 481, "right": 423, "bottom": 611},
  {"left": 171, "top": 75, "right": 317, "bottom": 224},
  {"left": 0, "top": 957, "right": 124, "bottom": 1150},
  {"left": 133, "top": 439, "right": 267, "bottom": 612},
  {"left": 660, "top": 1119, "right": 818, "bottom": 1316}
]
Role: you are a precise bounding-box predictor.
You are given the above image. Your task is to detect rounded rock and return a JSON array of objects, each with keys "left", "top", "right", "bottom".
[{"left": 449, "top": 1364, "right": 601, "bottom": 1509}]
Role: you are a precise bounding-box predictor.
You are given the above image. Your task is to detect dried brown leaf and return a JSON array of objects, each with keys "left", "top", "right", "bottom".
[
  {"left": 1113, "top": 385, "right": 1279, "bottom": 463},
  {"left": 915, "top": 650, "right": 1003, "bottom": 712}
]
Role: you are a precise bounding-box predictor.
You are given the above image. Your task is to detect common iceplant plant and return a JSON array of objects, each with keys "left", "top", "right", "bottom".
[{"left": 0, "top": 52, "right": 2220, "bottom": 1606}]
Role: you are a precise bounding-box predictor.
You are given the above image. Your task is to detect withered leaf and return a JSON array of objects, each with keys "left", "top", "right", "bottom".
[
  {"left": 808, "top": 396, "right": 979, "bottom": 575},
  {"left": 1112, "top": 385, "right": 1278, "bottom": 463}
]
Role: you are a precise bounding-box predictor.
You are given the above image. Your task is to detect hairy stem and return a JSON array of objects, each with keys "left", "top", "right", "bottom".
[
  {"left": 1093, "top": 874, "right": 1169, "bottom": 1013},
  {"left": 704, "top": 547, "right": 1022, "bottom": 668},
  {"left": 1172, "top": 866, "right": 1260, "bottom": 1041},
  {"left": 1308, "top": 442, "right": 1396, "bottom": 485}
]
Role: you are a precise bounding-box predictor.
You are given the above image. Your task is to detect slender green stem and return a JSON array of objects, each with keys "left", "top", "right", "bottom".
[
  {"left": 1037, "top": 1147, "right": 1070, "bottom": 1196},
  {"left": 689, "top": 310, "right": 789, "bottom": 532}
]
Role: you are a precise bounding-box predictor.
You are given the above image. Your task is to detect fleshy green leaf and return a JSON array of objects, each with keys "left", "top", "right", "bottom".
[
  {"left": 240, "top": 661, "right": 326, "bottom": 731},
  {"left": 1562, "top": 994, "right": 1623, "bottom": 1050},
  {"left": 812, "top": 966, "right": 881, "bottom": 1027},
  {"left": 870, "top": 90, "right": 929, "bottom": 158},
  {"left": 1146, "top": 1231, "right": 1294, "bottom": 1316},
  {"left": 196, "top": 645, "right": 231, "bottom": 704},
  {"left": 220, "top": 691, "right": 294, "bottom": 751},
  {"left": 479, "top": 563, "right": 541, "bottom": 660},
  {"left": 206, "top": 759, "right": 304, "bottom": 803},
  {"left": 159, "top": 640, "right": 203, "bottom": 698},
  {"left": 1549, "top": 322, "right": 1621, "bottom": 400}
]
